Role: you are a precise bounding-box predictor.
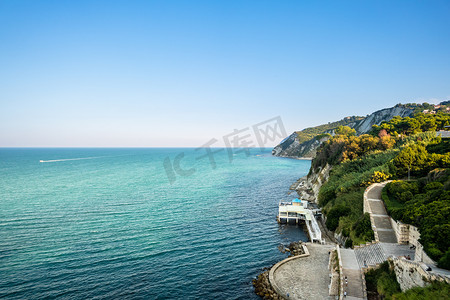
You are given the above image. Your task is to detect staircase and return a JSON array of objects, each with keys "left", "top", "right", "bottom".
[
  {"left": 306, "top": 211, "right": 322, "bottom": 243},
  {"left": 340, "top": 248, "right": 365, "bottom": 299},
  {"left": 354, "top": 243, "right": 386, "bottom": 268}
]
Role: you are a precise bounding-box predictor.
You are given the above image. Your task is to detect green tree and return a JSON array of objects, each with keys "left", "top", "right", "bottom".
[
  {"left": 326, "top": 205, "right": 351, "bottom": 231},
  {"left": 394, "top": 144, "right": 428, "bottom": 178},
  {"left": 335, "top": 125, "right": 356, "bottom": 136}
]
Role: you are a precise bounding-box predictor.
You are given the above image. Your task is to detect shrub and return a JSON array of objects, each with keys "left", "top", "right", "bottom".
[
  {"left": 353, "top": 213, "right": 375, "bottom": 241},
  {"left": 390, "top": 281, "right": 450, "bottom": 299},
  {"left": 345, "top": 238, "right": 353, "bottom": 248},
  {"left": 318, "top": 183, "right": 336, "bottom": 206},
  {"left": 335, "top": 125, "right": 356, "bottom": 136},
  {"left": 387, "top": 180, "right": 419, "bottom": 202},
  {"left": 377, "top": 272, "right": 401, "bottom": 297},
  {"left": 438, "top": 249, "right": 450, "bottom": 270},
  {"left": 424, "top": 181, "right": 444, "bottom": 191},
  {"left": 399, "top": 191, "right": 413, "bottom": 202},
  {"left": 326, "top": 205, "right": 351, "bottom": 231},
  {"left": 371, "top": 171, "right": 390, "bottom": 183},
  {"left": 425, "top": 246, "right": 443, "bottom": 260},
  {"left": 365, "top": 261, "right": 401, "bottom": 298},
  {"left": 342, "top": 227, "right": 350, "bottom": 237}
]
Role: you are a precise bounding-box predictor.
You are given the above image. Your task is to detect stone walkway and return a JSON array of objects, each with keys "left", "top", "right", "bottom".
[
  {"left": 354, "top": 243, "right": 385, "bottom": 268},
  {"left": 353, "top": 242, "right": 416, "bottom": 270},
  {"left": 336, "top": 182, "right": 418, "bottom": 299},
  {"left": 340, "top": 248, "right": 364, "bottom": 299},
  {"left": 271, "top": 243, "right": 335, "bottom": 299},
  {"left": 369, "top": 184, "right": 450, "bottom": 279},
  {"left": 272, "top": 181, "right": 448, "bottom": 299},
  {"left": 367, "top": 184, "right": 397, "bottom": 243},
  {"left": 380, "top": 243, "right": 415, "bottom": 260}
]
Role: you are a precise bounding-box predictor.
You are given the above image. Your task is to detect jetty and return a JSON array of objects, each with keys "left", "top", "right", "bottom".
[{"left": 277, "top": 199, "right": 322, "bottom": 243}]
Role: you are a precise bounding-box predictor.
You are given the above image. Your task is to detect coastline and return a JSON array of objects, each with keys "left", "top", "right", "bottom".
[
  {"left": 2, "top": 148, "right": 308, "bottom": 300},
  {"left": 276, "top": 155, "right": 313, "bottom": 161},
  {"left": 253, "top": 155, "right": 338, "bottom": 299}
]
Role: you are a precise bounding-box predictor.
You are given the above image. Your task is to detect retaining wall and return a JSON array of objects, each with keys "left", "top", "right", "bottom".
[
  {"left": 268, "top": 244, "right": 310, "bottom": 299},
  {"left": 391, "top": 257, "right": 450, "bottom": 292},
  {"left": 365, "top": 182, "right": 436, "bottom": 266},
  {"left": 336, "top": 245, "right": 344, "bottom": 300}
]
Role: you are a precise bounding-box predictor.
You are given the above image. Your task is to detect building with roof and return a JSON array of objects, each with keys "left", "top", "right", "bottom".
[{"left": 278, "top": 199, "right": 323, "bottom": 243}]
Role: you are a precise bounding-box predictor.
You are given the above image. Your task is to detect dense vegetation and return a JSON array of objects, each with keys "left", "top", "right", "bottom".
[
  {"left": 365, "top": 261, "right": 450, "bottom": 300},
  {"left": 382, "top": 131, "right": 450, "bottom": 268},
  {"left": 390, "top": 281, "right": 450, "bottom": 300},
  {"left": 365, "top": 261, "right": 401, "bottom": 299},
  {"left": 312, "top": 104, "right": 450, "bottom": 266},
  {"left": 298, "top": 102, "right": 444, "bottom": 153},
  {"left": 295, "top": 116, "right": 364, "bottom": 144},
  {"left": 372, "top": 112, "right": 450, "bottom": 136},
  {"left": 312, "top": 127, "right": 396, "bottom": 173},
  {"left": 383, "top": 174, "right": 450, "bottom": 268},
  {"left": 318, "top": 148, "right": 396, "bottom": 244}
]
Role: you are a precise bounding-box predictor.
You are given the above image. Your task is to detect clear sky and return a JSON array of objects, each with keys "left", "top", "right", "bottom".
[{"left": 1, "top": 0, "right": 449, "bottom": 147}]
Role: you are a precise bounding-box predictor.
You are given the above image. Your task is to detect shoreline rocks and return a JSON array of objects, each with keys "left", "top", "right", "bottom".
[
  {"left": 253, "top": 241, "right": 305, "bottom": 299},
  {"left": 278, "top": 241, "right": 305, "bottom": 257},
  {"left": 252, "top": 268, "right": 283, "bottom": 300}
]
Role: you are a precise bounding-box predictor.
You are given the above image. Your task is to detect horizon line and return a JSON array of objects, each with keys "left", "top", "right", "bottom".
[{"left": 0, "top": 146, "right": 276, "bottom": 149}]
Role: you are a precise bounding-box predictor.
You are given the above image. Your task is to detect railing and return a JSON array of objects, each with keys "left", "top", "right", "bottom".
[
  {"left": 310, "top": 213, "right": 322, "bottom": 242},
  {"left": 306, "top": 211, "right": 322, "bottom": 242},
  {"left": 336, "top": 245, "right": 344, "bottom": 300},
  {"left": 278, "top": 202, "right": 322, "bottom": 243}
]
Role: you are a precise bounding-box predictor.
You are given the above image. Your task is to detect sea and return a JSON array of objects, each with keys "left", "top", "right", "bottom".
[{"left": 0, "top": 148, "right": 310, "bottom": 299}]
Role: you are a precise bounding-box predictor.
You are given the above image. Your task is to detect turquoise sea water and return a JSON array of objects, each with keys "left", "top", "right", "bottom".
[{"left": 0, "top": 148, "right": 310, "bottom": 299}]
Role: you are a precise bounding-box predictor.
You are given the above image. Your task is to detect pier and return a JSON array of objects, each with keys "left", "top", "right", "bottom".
[{"left": 277, "top": 199, "right": 322, "bottom": 243}]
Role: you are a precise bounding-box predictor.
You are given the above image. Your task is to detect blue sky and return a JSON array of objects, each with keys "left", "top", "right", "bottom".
[{"left": 1, "top": 0, "right": 449, "bottom": 147}]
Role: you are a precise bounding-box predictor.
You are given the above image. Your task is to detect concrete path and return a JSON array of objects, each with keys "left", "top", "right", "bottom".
[
  {"left": 369, "top": 183, "right": 450, "bottom": 279},
  {"left": 340, "top": 248, "right": 364, "bottom": 299},
  {"left": 380, "top": 243, "right": 415, "bottom": 260},
  {"left": 367, "top": 184, "right": 397, "bottom": 243},
  {"left": 271, "top": 243, "right": 335, "bottom": 300},
  {"left": 354, "top": 243, "right": 385, "bottom": 268},
  {"left": 331, "top": 181, "right": 450, "bottom": 300},
  {"left": 354, "top": 242, "right": 416, "bottom": 269}
]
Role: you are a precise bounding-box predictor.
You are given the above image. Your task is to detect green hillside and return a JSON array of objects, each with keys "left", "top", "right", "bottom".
[
  {"left": 295, "top": 116, "right": 364, "bottom": 144},
  {"left": 312, "top": 104, "right": 450, "bottom": 267}
]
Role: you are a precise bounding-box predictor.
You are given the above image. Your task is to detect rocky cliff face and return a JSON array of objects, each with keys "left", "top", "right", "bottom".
[
  {"left": 352, "top": 106, "right": 415, "bottom": 134},
  {"left": 291, "top": 164, "right": 332, "bottom": 203},
  {"left": 273, "top": 105, "right": 415, "bottom": 158},
  {"left": 272, "top": 133, "right": 329, "bottom": 158}
]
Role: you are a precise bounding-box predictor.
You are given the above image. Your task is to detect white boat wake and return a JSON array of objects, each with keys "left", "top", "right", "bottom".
[{"left": 39, "top": 156, "right": 105, "bottom": 163}]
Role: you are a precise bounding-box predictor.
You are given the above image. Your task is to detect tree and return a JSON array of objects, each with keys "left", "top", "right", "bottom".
[
  {"left": 326, "top": 205, "right": 351, "bottom": 231},
  {"left": 335, "top": 125, "right": 356, "bottom": 136},
  {"left": 394, "top": 144, "right": 428, "bottom": 178}
]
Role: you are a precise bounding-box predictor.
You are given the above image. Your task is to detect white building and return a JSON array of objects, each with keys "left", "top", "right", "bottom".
[{"left": 278, "top": 198, "right": 322, "bottom": 243}]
